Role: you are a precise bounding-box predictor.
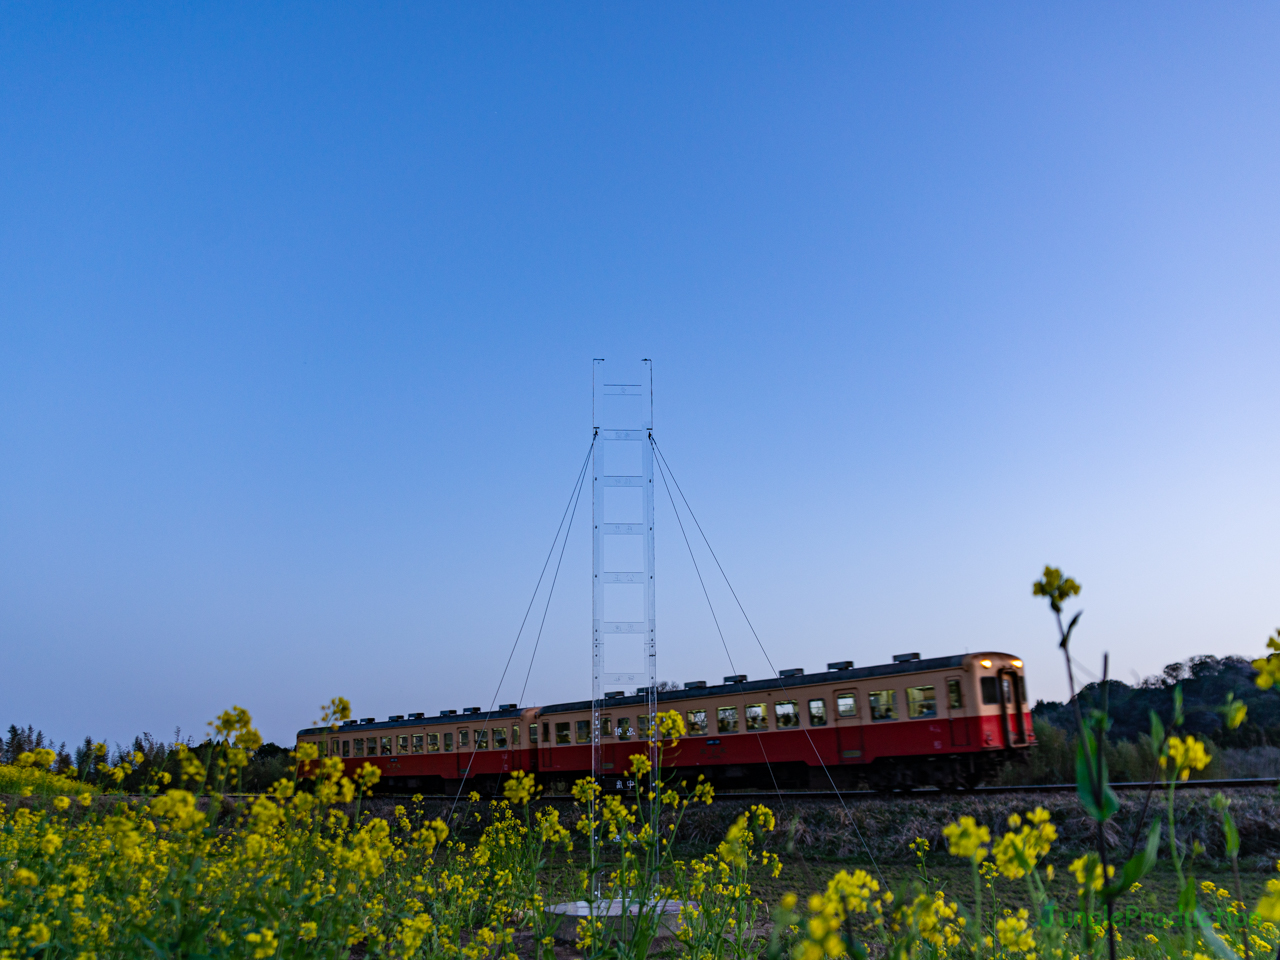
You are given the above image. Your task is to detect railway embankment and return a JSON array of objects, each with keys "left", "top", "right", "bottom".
[{"left": 355, "top": 784, "right": 1280, "bottom": 865}]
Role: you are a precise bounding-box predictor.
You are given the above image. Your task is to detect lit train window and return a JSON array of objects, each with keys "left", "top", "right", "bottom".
[
  {"left": 459, "top": 729, "right": 469, "bottom": 748},
  {"left": 947, "top": 679, "right": 964, "bottom": 709},
  {"left": 493, "top": 727, "right": 508, "bottom": 749},
  {"left": 427, "top": 733, "right": 439, "bottom": 753},
  {"left": 331, "top": 738, "right": 340, "bottom": 756},
  {"left": 380, "top": 737, "right": 392, "bottom": 756},
  {"left": 774, "top": 700, "right": 799, "bottom": 728},
  {"left": 836, "top": 692, "right": 857, "bottom": 717},
  {"left": 397, "top": 735, "right": 409, "bottom": 753},
  {"left": 637, "top": 715, "right": 651, "bottom": 739},
  {"left": 512, "top": 725, "right": 520, "bottom": 747},
  {"left": 342, "top": 740, "right": 350, "bottom": 758},
  {"left": 717, "top": 706, "right": 738, "bottom": 734},
  {"left": 443, "top": 732, "right": 453, "bottom": 751},
  {"left": 602, "top": 716, "right": 614, "bottom": 737},
  {"left": 808, "top": 699, "right": 827, "bottom": 726},
  {"left": 686, "top": 709, "right": 707, "bottom": 735},
  {"left": 616, "top": 718, "right": 632, "bottom": 741},
  {"left": 353, "top": 739, "right": 364, "bottom": 757},
  {"left": 869, "top": 690, "right": 897, "bottom": 722},
  {"left": 907, "top": 686, "right": 937, "bottom": 719},
  {"left": 411, "top": 734, "right": 423, "bottom": 754},
  {"left": 475, "top": 729, "right": 488, "bottom": 749},
  {"left": 555, "top": 722, "right": 570, "bottom": 745},
  {"left": 980, "top": 677, "right": 999, "bottom": 704},
  {"left": 529, "top": 724, "right": 538, "bottom": 744},
  {"left": 576, "top": 720, "right": 590, "bottom": 743},
  {"left": 745, "top": 703, "right": 767, "bottom": 730},
  {"left": 319, "top": 740, "right": 327, "bottom": 757}
]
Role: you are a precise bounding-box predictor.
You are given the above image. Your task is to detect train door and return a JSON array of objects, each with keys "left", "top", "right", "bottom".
[
  {"left": 539, "top": 721, "right": 554, "bottom": 770},
  {"left": 945, "top": 676, "right": 971, "bottom": 746},
  {"left": 834, "top": 688, "right": 864, "bottom": 760},
  {"left": 495, "top": 724, "right": 511, "bottom": 775}
]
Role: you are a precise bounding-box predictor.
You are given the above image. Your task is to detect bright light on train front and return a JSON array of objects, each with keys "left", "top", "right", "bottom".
[
  {"left": 1011, "top": 659, "right": 1023, "bottom": 668},
  {"left": 980, "top": 659, "right": 992, "bottom": 668}
]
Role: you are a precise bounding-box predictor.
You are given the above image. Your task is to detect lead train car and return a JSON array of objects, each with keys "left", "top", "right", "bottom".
[{"left": 296, "top": 652, "right": 1034, "bottom": 794}]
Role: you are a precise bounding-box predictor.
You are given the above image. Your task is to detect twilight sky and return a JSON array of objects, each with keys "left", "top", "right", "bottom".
[{"left": 2, "top": 5, "right": 1278, "bottom": 750}]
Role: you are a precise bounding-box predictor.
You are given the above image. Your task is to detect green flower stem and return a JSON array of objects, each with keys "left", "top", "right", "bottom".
[{"left": 972, "top": 855, "right": 984, "bottom": 960}]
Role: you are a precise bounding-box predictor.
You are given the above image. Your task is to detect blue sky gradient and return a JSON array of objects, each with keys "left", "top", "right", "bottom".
[{"left": 2, "top": 5, "right": 1278, "bottom": 749}]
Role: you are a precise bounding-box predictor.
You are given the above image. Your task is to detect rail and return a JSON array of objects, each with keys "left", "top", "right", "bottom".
[{"left": 90, "top": 777, "right": 1279, "bottom": 806}]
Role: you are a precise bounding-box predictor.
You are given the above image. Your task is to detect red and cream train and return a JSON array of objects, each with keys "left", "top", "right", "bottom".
[{"left": 296, "top": 652, "right": 1034, "bottom": 793}]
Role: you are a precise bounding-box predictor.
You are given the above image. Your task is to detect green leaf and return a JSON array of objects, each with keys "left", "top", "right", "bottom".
[
  {"left": 1222, "top": 808, "right": 1239, "bottom": 859},
  {"left": 1174, "top": 684, "right": 1184, "bottom": 727},
  {"left": 1177, "top": 877, "right": 1197, "bottom": 914},
  {"left": 1193, "top": 907, "right": 1242, "bottom": 960},
  {"left": 1103, "top": 820, "right": 1160, "bottom": 899},
  {"left": 1075, "top": 739, "right": 1120, "bottom": 822},
  {"left": 1149, "top": 710, "right": 1165, "bottom": 750}
]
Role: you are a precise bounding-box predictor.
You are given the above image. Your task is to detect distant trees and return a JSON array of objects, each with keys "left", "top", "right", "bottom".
[
  {"left": 1033, "top": 654, "right": 1278, "bottom": 747},
  {"left": 1001, "top": 654, "right": 1276, "bottom": 785},
  {"left": 3, "top": 725, "right": 73, "bottom": 773},
  {"left": 2, "top": 722, "right": 288, "bottom": 793}
]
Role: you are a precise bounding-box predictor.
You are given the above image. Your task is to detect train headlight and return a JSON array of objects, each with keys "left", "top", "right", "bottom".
[
  {"left": 1011, "top": 659, "right": 1023, "bottom": 668},
  {"left": 980, "top": 659, "right": 992, "bottom": 668}
]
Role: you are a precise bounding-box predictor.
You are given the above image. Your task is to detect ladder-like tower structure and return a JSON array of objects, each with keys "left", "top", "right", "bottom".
[{"left": 591, "top": 359, "right": 657, "bottom": 782}]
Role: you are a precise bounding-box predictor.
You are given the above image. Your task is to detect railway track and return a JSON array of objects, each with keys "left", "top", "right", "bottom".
[
  {"left": 518, "top": 777, "right": 1280, "bottom": 802},
  {"left": 104, "top": 777, "right": 1277, "bottom": 805}
]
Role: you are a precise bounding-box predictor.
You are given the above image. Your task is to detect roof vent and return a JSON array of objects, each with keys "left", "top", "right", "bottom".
[
  {"left": 827, "top": 660, "right": 853, "bottom": 671},
  {"left": 499, "top": 703, "right": 517, "bottom": 710},
  {"left": 779, "top": 668, "right": 804, "bottom": 678},
  {"left": 724, "top": 674, "right": 747, "bottom": 684},
  {"left": 439, "top": 709, "right": 458, "bottom": 717},
  {"left": 360, "top": 718, "right": 375, "bottom": 724},
  {"left": 684, "top": 681, "right": 707, "bottom": 689},
  {"left": 388, "top": 715, "right": 404, "bottom": 721},
  {"left": 604, "top": 691, "right": 625, "bottom": 699},
  {"left": 462, "top": 707, "right": 481, "bottom": 715},
  {"left": 893, "top": 653, "right": 921, "bottom": 663},
  {"left": 634, "top": 686, "right": 653, "bottom": 695},
  {"left": 341, "top": 719, "right": 358, "bottom": 726},
  {"left": 408, "top": 712, "right": 425, "bottom": 720}
]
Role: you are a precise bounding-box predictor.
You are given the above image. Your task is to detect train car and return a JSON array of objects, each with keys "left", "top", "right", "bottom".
[{"left": 295, "top": 651, "right": 1033, "bottom": 794}]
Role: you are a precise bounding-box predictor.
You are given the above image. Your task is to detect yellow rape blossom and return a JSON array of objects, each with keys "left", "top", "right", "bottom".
[
  {"left": 1161, "top": 735, "right": 1212, "bottom": 780},
  {"left": 943, "top": 815, "right": 990, "bottom": 860},
  {"left": 992, "top": 807, "right": 1057, "bottom": 879},
  {"left": 1253, "top": 631, "right": 1280, "bottom": 689},
  {"left": 502, "top": 770, "right": 537, "bottom": 804}
]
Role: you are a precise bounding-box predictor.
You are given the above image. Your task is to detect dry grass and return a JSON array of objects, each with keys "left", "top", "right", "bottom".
[{"left": 670, "top": 786, "right": 1280, "bottom": 867}]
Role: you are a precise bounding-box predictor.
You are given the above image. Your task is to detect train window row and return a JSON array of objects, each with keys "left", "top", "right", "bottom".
[
  {"left": 313, "top": 677, "right": 991, "bottom": 757},
  {"left": 322, "top": 724, "right": 533, "bottom": 757}
]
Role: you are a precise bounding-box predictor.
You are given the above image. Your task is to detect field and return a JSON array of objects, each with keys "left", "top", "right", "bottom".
[{"left": 4, "top": 728, "right": 1280, "bottom": 960}]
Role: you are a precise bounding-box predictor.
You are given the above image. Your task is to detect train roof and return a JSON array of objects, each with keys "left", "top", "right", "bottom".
[{"left": 298, "top": 651, "right": 1019, "bottom": 736}]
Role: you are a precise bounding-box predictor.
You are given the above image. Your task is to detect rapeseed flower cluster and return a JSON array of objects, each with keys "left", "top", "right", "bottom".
[
  {"left": 779, "top": 869, "right": 892, "bottom": 960},
  {"left": 1161, "top": 735, "right": 1212, "bottom": 781},
  {"left": 943, "top": 816, "right": 991, "bottom": 861},
  {"left": 1253, "top": 630, "right": 1280, "bottom": 690},
  {"left": 991, "top": 808, "right": 1057, "bottom": 880},
  {"left": 0, "top": 702, "right": 583, "bottom": 960}
]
